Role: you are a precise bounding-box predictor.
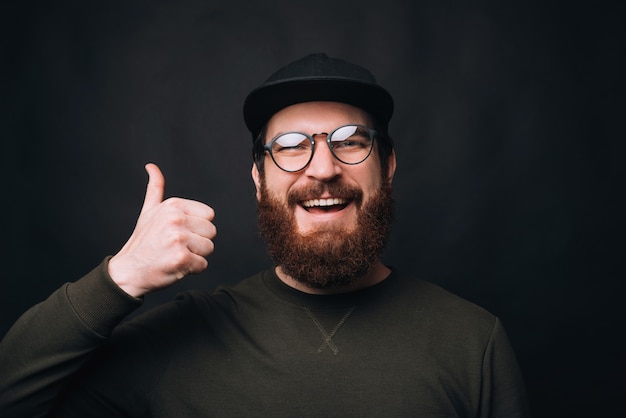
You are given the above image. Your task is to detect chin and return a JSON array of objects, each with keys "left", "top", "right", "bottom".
[{"left": 296, "top": 220, "right": 356, "bottom": 237}]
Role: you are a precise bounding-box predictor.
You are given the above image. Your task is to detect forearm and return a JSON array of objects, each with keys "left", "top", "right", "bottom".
[{"left": 0, "top": 259, "right": 142, "bottom": 418}]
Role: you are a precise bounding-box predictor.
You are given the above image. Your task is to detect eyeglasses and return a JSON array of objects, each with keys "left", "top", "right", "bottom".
[{"left": 263, "top": 124, "right": 377, "bottom": 172}]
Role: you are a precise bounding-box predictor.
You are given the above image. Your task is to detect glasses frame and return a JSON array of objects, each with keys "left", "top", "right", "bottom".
[{"left": 263, "top": 124, "right": 378, "bottom": 173}]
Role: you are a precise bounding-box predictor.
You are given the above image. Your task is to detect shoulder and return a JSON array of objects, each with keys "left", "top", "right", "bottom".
[
  {"left": 380, "top": 270, "right": 499, "bottom": 339},
  {"left": 385, "top": 269, "right": 491, "bottom": 311},
  {"left": 119, "top": 270, "right": 270, "bottom": 331},
  {"left": 407, "top": 275, "right": 492, "bottom": 317},
  {"left": 181, "top": 269, "right": 270, "bottom": 310}
]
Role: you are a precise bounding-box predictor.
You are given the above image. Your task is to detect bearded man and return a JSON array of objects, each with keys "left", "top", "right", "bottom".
[{"left": 0, "top": 53, "right": 529, "bottom": 417}]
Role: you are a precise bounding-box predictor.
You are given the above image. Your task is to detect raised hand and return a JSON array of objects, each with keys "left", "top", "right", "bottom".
[{"left": 108, "top": 163, "right": 217, "bottom": 297}]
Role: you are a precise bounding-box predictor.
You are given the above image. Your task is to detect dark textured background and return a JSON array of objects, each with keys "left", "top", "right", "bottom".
[{"left": 1, "top": 0, "right": 623, "bottom": 416}]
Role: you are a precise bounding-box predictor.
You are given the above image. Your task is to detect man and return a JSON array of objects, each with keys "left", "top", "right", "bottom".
[{"left": 0, "top": 53, "right": 529, "bottom": 417}]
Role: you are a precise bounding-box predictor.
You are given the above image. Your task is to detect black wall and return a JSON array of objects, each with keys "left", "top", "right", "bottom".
[{"left": 1, "top": 1, "right": 623, "bottom": 416}]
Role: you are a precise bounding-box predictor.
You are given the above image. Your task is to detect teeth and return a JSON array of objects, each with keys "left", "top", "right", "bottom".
[{"left": 302, "top": 198, "right": 347, "bottom": 208}]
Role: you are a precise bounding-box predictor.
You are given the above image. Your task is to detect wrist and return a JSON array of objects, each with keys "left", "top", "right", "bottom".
[
  {"left": 67, "top": 257, "right": 143, "bottom": 336},
  {"left": 107, "top": 255, "right": 148, "bottom": 298}
]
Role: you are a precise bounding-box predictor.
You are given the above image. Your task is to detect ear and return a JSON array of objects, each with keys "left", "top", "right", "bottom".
[
  {"left": 385, "top": 149, "right": 397, "bottom": 184},
  {"left": 251, "top": 163, "right": 262, "bottom": 201}
]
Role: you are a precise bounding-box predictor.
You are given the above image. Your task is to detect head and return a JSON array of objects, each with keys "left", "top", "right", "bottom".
[{"left": 243, "top": 54, "right": 396, "bottom": 289}]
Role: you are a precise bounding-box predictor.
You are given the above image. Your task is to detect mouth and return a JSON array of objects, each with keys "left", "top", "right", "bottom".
[{"left": 300, "top": 197, "right": 349, "bottom": 213}]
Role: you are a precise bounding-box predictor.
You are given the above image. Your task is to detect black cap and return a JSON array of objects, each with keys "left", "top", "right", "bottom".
[{"left": 243, "top": 53, "right": 394, "bottom": 140}]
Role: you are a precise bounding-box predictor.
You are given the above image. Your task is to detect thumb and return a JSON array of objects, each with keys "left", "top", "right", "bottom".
[{"left": 140, "top": 163, "right": 165, "bottom": 214}]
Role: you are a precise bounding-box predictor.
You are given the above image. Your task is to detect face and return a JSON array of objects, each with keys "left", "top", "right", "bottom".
[
  {"left": 252, "top": 101, "right": 395, "bottom": 235},
  {"left": 252, "top": 101, "right": 397, "bottom": 288}
]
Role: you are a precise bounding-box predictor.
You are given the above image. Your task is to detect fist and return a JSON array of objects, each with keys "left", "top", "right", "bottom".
[{"left": 108, "top": 163, "right": 217, "bottom": 297}]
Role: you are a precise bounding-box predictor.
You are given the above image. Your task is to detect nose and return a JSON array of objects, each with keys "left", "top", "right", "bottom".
[{"left": 303, "top": 135, "right": 342, "bottom": 181}]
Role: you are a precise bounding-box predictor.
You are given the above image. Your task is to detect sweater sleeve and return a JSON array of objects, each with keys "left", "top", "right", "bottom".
[
  {"left": 0, "top": 258, "right": 143, "bottom": 418},
  {"left": 479, "top": 318, "right": 531, "bottom": 418}
]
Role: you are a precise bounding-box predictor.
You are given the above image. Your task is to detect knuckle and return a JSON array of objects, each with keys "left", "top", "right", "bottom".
[
  {"left": 167, "top": 213, "right": 187, "bottom": 227},
  {"left": 170, "top": 247, "right": 192, "bottom": 268},
  {"left": 168, "top": 231, "right": 187, "bottom": 245},
  {"left": 163, "top": 197, "right": 183, "bottom": 207}
]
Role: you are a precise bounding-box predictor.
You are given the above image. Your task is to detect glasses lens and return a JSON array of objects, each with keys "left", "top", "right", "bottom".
[
  {"left": 270, "top": 132, "right": 312, "bottom": 171},
  {"left": 329, "top": 125, "right": 374, "bottom": 164}
]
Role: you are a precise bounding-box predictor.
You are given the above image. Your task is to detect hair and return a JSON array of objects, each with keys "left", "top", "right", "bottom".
[{"left": 252, "top": 114, "right": 394, "bottom": 177}]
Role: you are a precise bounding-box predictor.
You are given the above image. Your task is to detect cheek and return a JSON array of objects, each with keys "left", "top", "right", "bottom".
[
  {"left": 261, "top": 171, "right": 298, "bottom": 202},
  {"left": 355, "top": 165, "right": 384, "bottom": 196}
]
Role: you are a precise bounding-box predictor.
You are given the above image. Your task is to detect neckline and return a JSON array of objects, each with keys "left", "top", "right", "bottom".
[{"left": 260, "top": 267, "right": 397, "bottom": 311}]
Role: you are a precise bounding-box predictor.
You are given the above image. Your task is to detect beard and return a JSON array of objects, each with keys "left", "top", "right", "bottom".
[{"left": 257, "top": 177, "right": 394, "bottom": 289}]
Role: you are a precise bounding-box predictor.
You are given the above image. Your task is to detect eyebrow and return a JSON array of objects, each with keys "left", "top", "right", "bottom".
[{"left": 268, "top": 124, "right": 369, "bottom": 140}]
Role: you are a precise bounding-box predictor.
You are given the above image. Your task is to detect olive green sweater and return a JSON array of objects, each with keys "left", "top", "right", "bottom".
[{"left": 0, "top": 260, "right": 529, "bottom": 417}]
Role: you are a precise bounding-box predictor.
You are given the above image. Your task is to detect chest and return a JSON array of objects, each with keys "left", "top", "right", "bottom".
[{"left": 147, "top": 307, "right": 479, "bottom": 417}]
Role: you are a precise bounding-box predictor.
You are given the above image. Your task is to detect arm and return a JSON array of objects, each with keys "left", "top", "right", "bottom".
[
  {"left": 480, "top": 318, "right": 531, "bottom": 418},
  {"left": 0, "top": 164, "right": 217, "bottom": 417},
  {"left": 0, "top": 260, "right": 142, "bottom": 418}
]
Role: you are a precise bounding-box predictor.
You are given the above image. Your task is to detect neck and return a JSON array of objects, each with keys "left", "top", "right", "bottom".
[{"left": 274, "top": 260, "right": 391, "bottom": 295}]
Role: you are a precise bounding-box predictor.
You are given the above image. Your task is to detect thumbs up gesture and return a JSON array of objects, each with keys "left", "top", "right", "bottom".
[{"left": 108, "top": 164, "right": 217, "bottom": 297}]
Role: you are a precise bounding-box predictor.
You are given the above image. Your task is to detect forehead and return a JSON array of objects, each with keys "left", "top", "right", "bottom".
[{"left": 265, "top": 101, "right": 372, "bottom": 139}]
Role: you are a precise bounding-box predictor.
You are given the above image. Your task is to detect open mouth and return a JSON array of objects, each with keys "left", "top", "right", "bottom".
[{"left": 301, "top": 197, "right": 349, "bottom": 213}]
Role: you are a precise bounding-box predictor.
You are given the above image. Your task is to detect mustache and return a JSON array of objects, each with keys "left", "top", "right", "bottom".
[{"left": 287, "top": 182, "right": 363, "bottom": 207}]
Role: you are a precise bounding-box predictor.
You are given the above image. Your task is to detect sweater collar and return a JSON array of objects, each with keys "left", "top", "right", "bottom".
[{"left": 260, "top": 267, "right": 397, "bottom": 311}]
